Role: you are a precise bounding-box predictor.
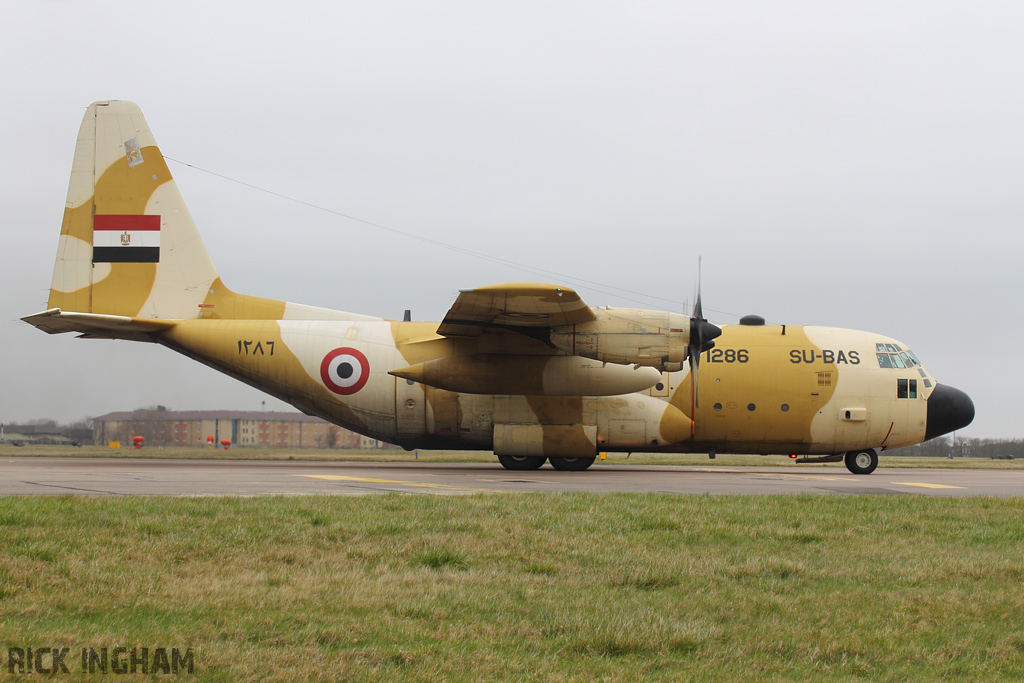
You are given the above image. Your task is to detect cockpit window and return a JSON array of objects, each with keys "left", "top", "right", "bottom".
[{"left": 875, "top": 343, "right": 923, "bottom": 370}]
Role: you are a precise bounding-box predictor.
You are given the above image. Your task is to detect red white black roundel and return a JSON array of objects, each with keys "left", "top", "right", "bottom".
[{"left": 320, "top": 347, "right": 370, "bottom": 395}]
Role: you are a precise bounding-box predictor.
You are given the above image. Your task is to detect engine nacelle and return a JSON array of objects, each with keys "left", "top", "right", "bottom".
[{"left": 550, "top": 307, "right": 691, "bottom": 369}]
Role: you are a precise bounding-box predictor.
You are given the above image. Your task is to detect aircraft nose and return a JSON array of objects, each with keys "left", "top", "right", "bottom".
[{"left": 925, "top": 384, "right": 975, "bottom": 441}]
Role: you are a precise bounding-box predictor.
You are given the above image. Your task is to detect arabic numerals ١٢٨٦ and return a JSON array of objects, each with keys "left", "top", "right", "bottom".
[
  {"left": 237, "top": 340, "right": 275, "bottom": 356},
  {"left": 705, "top": 348, "right": 749, "bottom": 363}
]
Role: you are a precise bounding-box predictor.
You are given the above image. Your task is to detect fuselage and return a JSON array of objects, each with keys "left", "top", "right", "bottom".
[{"left": 157, "top": 312, "right": 964, "bottom": 457}]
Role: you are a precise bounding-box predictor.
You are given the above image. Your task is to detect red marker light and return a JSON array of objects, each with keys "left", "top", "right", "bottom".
[{"left": 789, "top": 453, "right": 798, "bottom": 459}]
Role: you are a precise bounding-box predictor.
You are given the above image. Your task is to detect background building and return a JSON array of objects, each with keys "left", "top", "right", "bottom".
[{"left": 92, "top": 409, "right": 395, "bottom": 449}]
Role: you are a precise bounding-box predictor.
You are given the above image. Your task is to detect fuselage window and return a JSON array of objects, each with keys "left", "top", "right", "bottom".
[
  {"left": 877, "top": 353, "right": 893, "bottom": 368},
  {"left": 897, "top": 379, "right": 909, "bottom": 399},
  {"left": 923, "top": 379, "right": 932, "bottom": 388},
  {"left": 909, "top": 379, "right": 918, "bottom": 399},
  {"left": 885, "top": 343, "right": 898, "bottom": 353},
  {"left": 876, "top": 343, "right": 886, "bottom": 352}
]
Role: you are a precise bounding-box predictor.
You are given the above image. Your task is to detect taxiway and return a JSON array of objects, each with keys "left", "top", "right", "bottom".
[{"left": 1, "top": 458, "right": 1020, "bottom": 497}]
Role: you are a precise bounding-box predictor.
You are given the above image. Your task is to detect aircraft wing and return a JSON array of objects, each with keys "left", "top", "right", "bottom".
[
  {"left": 437, "top": 283, "right": 596, "bottom": 338},
  {"left": 21, "top": 308, "right": 175, "bottom": 342}
]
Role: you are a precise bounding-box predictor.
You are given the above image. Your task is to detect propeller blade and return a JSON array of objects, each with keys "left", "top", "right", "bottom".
[
  {"left": 693, "top": 256, "right": 704, "bottom": 321},
  {"left": 687, "top": 257, "right": 720, "bottom": 411},
  {"left": 689, "top": 345, "right": 700, "bottom": 410}
]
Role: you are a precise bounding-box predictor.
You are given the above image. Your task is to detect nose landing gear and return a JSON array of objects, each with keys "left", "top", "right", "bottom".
[{"left": 844, "top": 449, "right": 878, "bottom": 475}]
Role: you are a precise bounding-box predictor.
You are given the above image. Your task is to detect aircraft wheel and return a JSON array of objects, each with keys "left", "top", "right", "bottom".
[
  {"left": 497, "top": 454, "right": 546, "bottom": 470},
  {"left": 549, "top": 456, "right": 596, "bottom": 472},
  {"left": 844, "top": 449, "right": 878, "bottom": 475}
]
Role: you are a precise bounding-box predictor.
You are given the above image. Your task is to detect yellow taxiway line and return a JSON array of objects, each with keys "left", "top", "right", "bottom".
[
  {"left": 700, "top": 470, "right": 967, "bottom": 489},
  {"left": 890, "top": 482, "right": 965, "bottom": 489},
  {"left": 295, "top": 474, "right": 506, "bottom": 493}
]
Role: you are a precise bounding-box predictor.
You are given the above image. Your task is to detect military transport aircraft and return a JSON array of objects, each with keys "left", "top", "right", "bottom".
[{"left": 24, "top": 101, "right": 975, "bottom": 475}]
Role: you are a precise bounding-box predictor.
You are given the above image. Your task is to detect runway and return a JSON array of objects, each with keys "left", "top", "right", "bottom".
[{"left": 1, "top": 457, "right": 1021, "bottom": 497}]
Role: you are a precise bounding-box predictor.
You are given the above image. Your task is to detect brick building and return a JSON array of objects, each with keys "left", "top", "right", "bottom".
[{"left": 92, "top": 409, "right": 392, "bottom": 449}]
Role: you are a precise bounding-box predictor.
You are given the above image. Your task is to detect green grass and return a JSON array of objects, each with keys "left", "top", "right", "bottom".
[
  {"left": 2, "top": 444, "right": 1022, "bottom": 469},
  {"left": 2, "top": 494, "right": 1023, "bottom": 681}
]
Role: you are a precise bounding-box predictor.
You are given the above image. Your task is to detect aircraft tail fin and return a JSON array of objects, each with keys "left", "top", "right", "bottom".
[
  {"left": 45, "top": 101, "right": 220, "bottom": 320},
  {"left": 30, "top": 100, "right": 288, "bottom": 336}
]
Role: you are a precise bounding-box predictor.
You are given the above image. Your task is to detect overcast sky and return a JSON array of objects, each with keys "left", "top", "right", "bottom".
[{"left": 2, "top": 1, "right": 1020, "bottom": 438}]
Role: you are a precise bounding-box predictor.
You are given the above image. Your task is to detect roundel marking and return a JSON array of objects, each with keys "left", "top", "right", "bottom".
[{"left": 320, "top": 347, "right": 370, "bottom": 395}]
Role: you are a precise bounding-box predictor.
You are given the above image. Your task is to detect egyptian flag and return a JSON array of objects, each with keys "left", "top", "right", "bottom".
[{"left": 92, "top": 215, "right": 161, "bottom": 263}]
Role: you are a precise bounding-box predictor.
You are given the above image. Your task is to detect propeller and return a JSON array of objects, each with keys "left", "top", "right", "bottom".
[{"left": 687, "top": 258, "right": 722, "bottom": 410}]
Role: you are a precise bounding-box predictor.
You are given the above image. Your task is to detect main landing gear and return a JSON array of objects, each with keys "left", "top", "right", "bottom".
[
  {"left": 844, "top": 449, "right": 879, "bottom": 475},
  {"left": 496, "top": 454, "right": 546, "bottom": 470},
  {"left": 549, "top": 456, "right": 596, "bottom": 471},
  {"left": 496, "top": 455, "right": 597, "bottom": 471}
]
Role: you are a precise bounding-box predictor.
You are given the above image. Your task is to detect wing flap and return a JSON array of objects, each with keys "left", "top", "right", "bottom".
[{"left": 437, "top": 283, "right": 595, "bottom": 338}]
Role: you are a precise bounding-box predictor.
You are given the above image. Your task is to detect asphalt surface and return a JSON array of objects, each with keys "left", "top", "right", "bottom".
[{"left": 1, "top": 457, "right": 1021, "bottom": 497}]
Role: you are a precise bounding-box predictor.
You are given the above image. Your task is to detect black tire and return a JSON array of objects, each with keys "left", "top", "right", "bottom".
[
  {"left": 844, "top": 449, "right": 878, "bottom": 475},
  {"left": 497, "top": 454, "right": 546, "bottom": 470},
  {"left": 549, "top": 456, "right": 596, "bottom": 472}
]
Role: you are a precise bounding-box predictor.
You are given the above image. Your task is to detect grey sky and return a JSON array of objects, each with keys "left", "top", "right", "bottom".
[{"left": 1, "top": 1, "right": 1020, "bottom": 437}]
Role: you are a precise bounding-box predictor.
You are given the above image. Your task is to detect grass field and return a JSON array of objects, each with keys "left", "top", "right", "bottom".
[
  {"left": 2, "top": 494, "right": 1024, "bottom": 681},
  {"left": 2, "top": 443, "right": 1022, "bottom": 470}
]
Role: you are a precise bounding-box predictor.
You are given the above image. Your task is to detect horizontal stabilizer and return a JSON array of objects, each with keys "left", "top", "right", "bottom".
[{"left": 21, "top": 308, "right": 174, "bottom": 341}]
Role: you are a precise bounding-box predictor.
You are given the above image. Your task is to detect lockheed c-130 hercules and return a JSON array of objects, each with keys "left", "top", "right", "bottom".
[{"left": 24, "top": 101, "right": 975, "bottom": 475}]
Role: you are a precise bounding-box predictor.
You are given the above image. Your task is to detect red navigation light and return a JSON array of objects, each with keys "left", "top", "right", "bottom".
[{"left": 789, "top": 453, "right": 798, "bottom": 459}]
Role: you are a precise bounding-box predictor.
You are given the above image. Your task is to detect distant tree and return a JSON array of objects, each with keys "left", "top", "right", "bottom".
[
  {"left": 892, "top": 437, "right": 1022, "bottom": 459},
  {"left": 64, "top": 418, "right": 94, "bottom": 445}
]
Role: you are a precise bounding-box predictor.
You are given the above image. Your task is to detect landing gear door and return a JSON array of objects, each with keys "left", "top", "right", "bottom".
[
  {"left": 608, "top": 419, "right": 647, "bottom": 448},
  {"left": 395, "top": 378, "right": 426, "bottom": 435}
]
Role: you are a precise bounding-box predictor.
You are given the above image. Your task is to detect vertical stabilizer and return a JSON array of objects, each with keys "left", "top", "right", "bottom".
[{"left": 48, "top": 100, "right": 219, "bottom": 320}]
